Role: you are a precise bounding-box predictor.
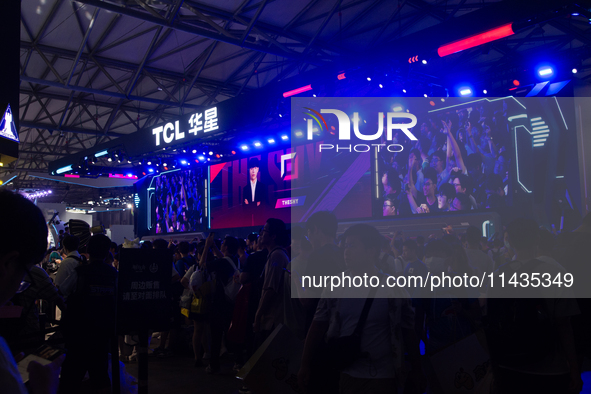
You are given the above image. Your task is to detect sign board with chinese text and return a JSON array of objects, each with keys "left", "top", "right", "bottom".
[{"left": 117, "top": 248, "right": 173, "bottom": 333}]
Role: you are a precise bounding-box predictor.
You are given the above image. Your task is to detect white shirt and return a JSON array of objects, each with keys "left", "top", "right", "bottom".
[{"left": 250, "top": 179, "right": 257, "bottom": 202}]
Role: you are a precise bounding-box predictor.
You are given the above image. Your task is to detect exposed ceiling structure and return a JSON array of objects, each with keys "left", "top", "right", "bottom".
[{"left": 8, "top": 0, "right": 591, "bottom": 204}]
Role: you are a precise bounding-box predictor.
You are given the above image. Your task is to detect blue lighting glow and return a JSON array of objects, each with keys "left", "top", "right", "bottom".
[
  {"left": 56, "top": 165, "right": 73, "bottom": 174},
  {"left": 180, "top": 159, "right": 188, "bottom": 165},
  {"left": 240, "top": 145, "right": 249, "bottom": 151},
  {"left": 94, "top": 150, "right": 109, "bottom": 158},
  {"left": 538, "top": 66, "right": 554, "bottom": 77},
  {"left": 268, "top": 138, "right": 276, "bottom": 144},
  {"left": 198, "top": 155, "right": 205, "bottom": 161},
  {"left": 459, "top": 88, "right": 472, "bottom": 96},
  {"left": 254, "top": 141, "right": 262, "bottom": 147},
  {"left": 148, "top": 168, "right": 154, "bottom": 173},
  {"left": 281, "top": 135, "right": 289, "bottom": 140}
]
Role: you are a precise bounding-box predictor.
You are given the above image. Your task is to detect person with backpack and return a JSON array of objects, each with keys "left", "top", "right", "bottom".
[
  {"left": 58, "top": 234, "right": 117, "bottom": 393},
  {"left": 199, "top": 234, "right": 240, "bottom": 374},
  {"left": 53, "top": 235, "right": 83, "bottom": 296},
  {"left": 486, "top": 218, "right": 582, "bottom": 394}
]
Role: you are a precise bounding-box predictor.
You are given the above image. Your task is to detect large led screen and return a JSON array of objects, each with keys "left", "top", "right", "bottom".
[
  {"left": 151, "top": 168, "right": 203, "bottom": 234},
  {"left": 208, "top": 142, "right": 372, "bottom": 229}
]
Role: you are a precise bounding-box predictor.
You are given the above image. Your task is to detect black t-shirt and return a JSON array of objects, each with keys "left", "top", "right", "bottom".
[
  {"left": 242, "top": 250, "right": 268, "bottom": 278},
  {"left": 417, "top": 194, "right": 440, "bottom": 213}
]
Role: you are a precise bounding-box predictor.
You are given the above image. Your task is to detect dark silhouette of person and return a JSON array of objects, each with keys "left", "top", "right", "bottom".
[{"left": 243, "top": 158, "right": 267, "bottom": 207}]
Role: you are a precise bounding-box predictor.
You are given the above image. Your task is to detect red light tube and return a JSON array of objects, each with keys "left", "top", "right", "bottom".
[
  {"left": 283, "top": 84, "right": 313, "bottom": 98},
  {"left": 437, "top": 23, "right": 514, "bottom": 57}
]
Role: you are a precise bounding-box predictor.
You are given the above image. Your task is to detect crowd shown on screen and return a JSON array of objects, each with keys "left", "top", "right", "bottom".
[
  {"left": 3, "top": 185, "right": 590, "bottom": 394},
  {"left": 381, "top": 103, "right": 511, "bottom": 216},
  {"left": 154, "top": 170, "right": 201, "bottom": 234}
]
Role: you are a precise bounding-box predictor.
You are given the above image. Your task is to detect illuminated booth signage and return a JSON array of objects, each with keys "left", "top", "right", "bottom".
[
  {"left": 152, "top": 107, "right": 219, "bottom": 147},
  {"left": 0, "top": 103, "right": 19, "bottom": 166}
]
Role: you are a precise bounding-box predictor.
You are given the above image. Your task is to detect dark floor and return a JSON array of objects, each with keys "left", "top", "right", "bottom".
[{"left": 121, "top": 353, "right": 244, "bottom": 394}]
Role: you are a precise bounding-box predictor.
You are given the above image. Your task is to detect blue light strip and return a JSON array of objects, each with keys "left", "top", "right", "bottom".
[
  {"left": 56, "top": 165, "right": 73, "bottom": 174},
  {"left": 95, "top": 150, "right": 109, "bottom": 157}
]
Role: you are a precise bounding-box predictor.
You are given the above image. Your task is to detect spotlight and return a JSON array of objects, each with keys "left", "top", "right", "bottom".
[
  {"left": 422, "top": 59, "right": 427, "bottom": 64},
  {"left": 254, "top": 141, "right": 262, "bottom": 147},
  {"left": 379, "top": 84, "right": 383, "bottom": 88},
  {"left": 513, "top": 79, "right": 520, "bottom": 86},
  {"left": 198, "top": 155, "right": 205, "bottom": 160},
  {"left": 281, "top": 135, "right": 289, "bottom": 140},
  {"left": 423, "top": 94, "right": 428, "bottom": 97},
  {"left": 459, "top": 88, "right": 472, "bottom": 96},
  {"left": 268, "top": 138, "right": 276, "bottom": 144},
  {"left": 402, "top": 89, "right": 407, "bottom": 93},
  {"left": 181, "top": 160, "right": 187, "bottom": 165},
  {"left": 537, "top": 66, "right": 554, "bottom": 77},
  {"left": 240, "top": 145, "right": 249, "bottom": 151},
  {"left": 147, "top": 161, "right": 151, "bottom": 165},
  {"left": 108, "top": 157, "right": 112, "bottom": 162},
  {"left": 231, "top": 151, "right": 236, "bottom": 154},
  {"left": 209, "top": 151, "right": 213, "bottom": 155},
  {"left": 367, "top": 77, "right": 371, "bottom": 81},
  {"left": 148, "top": 168, "right": 154, "bottom": 173},
  {"left": 279, "top": 114, "right": 282, "bottom": 118},
  {"left": 192, "top": 150, "right": 197, "bottom": 154},
  {"left": 572, "top": 68, "right": 578, "bottom": 74},
  {"left": 163, "top": 163, "right": 167, "bottom": 167},
  {"left": 483, "top": 89, "right": 488, "bottom": 94}
]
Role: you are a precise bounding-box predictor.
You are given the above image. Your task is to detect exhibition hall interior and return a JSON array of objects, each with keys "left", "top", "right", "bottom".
[{"left": 1, "top": 0, "right": 591, "bottom": 393}]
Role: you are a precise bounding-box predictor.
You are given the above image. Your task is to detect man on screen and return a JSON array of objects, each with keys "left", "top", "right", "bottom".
[{"left": 243, "top": 157, "right": 267, "bottom": 207}]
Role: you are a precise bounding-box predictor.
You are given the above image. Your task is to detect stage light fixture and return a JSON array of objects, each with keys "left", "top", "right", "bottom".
[
  {"left": 437, "top": 23, "right": 514, "bottom": 57},
  {"left": 148, "top": 168, "right": 154, "bottom": 173},
  {"left": 254, "top": 141, "right": 262, "bottom": 147},
  {"left": 379, "top": 84, "right": 383, "bottom": 88},
  {"left": 403, "top": 89, "right": 407, "bottom": 93},
  {"left": 295, "top": 131, "right": 303, "bottom": 137},
  {"left": 283, "top": 85, "right": 312, "bottom": 98},
  {"left": 422, "top": 59, "right": 427, "bottom": 64},
  {"left": 281, "top": 135, "right": 289, "bottom": 140},
  {"left": 181, "top": 160, "right": 187, "bottom": 165},
  {"left": 268, "top": 138, "right": 276, "bottom": 144},
  {"left": 538, "top": 66, "right": 554, "bottom": 77},
  {"left": 513, "top": 79, "right": 520, "bottom": 86},
  {"left": 198, "top": 155, "right": 205, "bottom": 160},
  {"left": 209, "top": 151, "right": 213, "bottom": 155},
  {"left": 240, "top": 145, "right": 249, "bottom": 151},
  {"left": 108, "top": 157, "right": 112, "bottom": 162},
  {"left": 192, "top": 150, "right": 197, "bottom": 154},
  {"left": 572, "top": 68, "right": 578, "bottom": 74},
  {"left": 459, "top": 88, "right": 472, "bottom": 96},
  {"left": 483, "top": 89, "right": 488, "bottom": 94},
  {"left": 367, "top": 77, "right": 371, "bottom": 81}
]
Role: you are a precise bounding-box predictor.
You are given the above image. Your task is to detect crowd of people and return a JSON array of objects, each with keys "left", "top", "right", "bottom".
[
  {"left": 154, "top": 169, "right": 202, "bottom": 234},
  {"left": 380, "top": 104, "right": 511, "bottom": 216},
  {"left": 1, "top": 188, "right": 591, "bottom": 394}
]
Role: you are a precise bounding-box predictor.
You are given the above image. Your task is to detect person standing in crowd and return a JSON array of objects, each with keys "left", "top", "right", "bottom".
[
  {"left": 253, "top": 219, "right": 289, "bottom": 345},
  {"left": 487, "top": 218, "right": 582, "bottom": 394},
  {"left": 464, "top": 226, "right": 494, "bottom": 276},
  {"left": 199, "top": 234, "right": 239, "bottom": 374},
  {"left": 382, "top": 194, "right": 399, "bottom": 217},
  {"left": 437, "top": 183, "right": 456, "bottom": 212},
  {"left": 175, "top": 241, "right": 193, "bottom": 276},
  {"left": 283, "top": 226, "right": 313, "bottom": 340},
  {"left": 449, "top": 193, "right": 471, "bottom": 211},
  {"left": 407, "top": 167, "right": 440, "bottom": 214},
  {"left": 53, "top": 235, "right": 82, "bottom": 294},
  {"left": 58, "top": 234, "right": 117, "bottom": 394},
  {"left": 237, "top": 238, "right": 249, "bottom": 267},
  {"left": 245, "top": 233, "right": 258, "bottom": 254},
  {"left": 298, "top": 224, "right": 424, "bottom": 394},
  {"left": 10, "top": 264, "right": 66, "bottom": 349},
  {"left": 402, "top": 240, "right": 428, "bottom": 281},
  {"left": 0, "top": 190, "right": 65, "bottom": 394},
  {"left": 301, "top": 211, "right": 344, "bottom": 330},
  {"left": 452, "top": 174, "right": 478, "bottom": 209}
]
